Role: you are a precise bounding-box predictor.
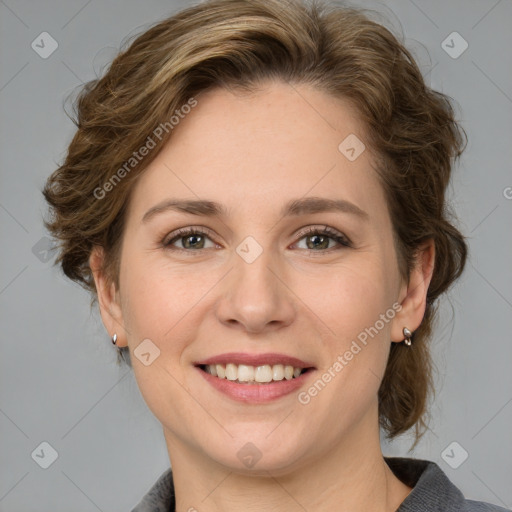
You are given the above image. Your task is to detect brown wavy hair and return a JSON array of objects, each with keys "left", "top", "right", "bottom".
[{"left": 42, "top": 0, "right": 468, "bottom": 448}]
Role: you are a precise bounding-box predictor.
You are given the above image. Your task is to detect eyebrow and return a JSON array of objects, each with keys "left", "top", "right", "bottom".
[{"left": 141, "top": 196, "right": 370, "bottom": 223}]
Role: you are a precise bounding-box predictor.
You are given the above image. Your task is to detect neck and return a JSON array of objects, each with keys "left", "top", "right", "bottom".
[{"left": 164, "top": 409, "right": 412, "bottom": 512}]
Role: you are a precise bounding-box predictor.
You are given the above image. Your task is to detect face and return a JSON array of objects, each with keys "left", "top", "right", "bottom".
[{"left": 96, "top": 81, "right": 420, "bottom": 475}]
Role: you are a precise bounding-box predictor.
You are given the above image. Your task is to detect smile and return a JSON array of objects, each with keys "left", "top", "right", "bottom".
[
  {"left": 195, "top": 363, "right": 315, "bottom": 403},
  {"left": 200, "top": 363, "right": 308, "bottom": 384}
]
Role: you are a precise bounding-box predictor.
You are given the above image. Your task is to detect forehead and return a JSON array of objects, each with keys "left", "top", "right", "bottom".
[{"left": 127, "top": 81, "right": 388, "bottom": 224}]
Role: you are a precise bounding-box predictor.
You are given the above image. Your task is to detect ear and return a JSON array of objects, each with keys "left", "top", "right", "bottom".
[
  {"left": 89, "top": 246, "right": 128, "bottom": 347},
  {"left": 390, "top": 239, "right": 435, "bottom": 343}
]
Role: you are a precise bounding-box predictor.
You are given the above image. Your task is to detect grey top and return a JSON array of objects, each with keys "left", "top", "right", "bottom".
[{"left": 131, "top": 457, "right": 510, "bottom": 512}]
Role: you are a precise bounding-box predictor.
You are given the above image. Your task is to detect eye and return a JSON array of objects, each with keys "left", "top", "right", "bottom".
[
  {"left": 163, "top": 227, "right": 217, "bottom": 251},
  {"left": 293, "top": 225, "right": 352, "bottom": 252},
  {"left": 162, "top": 225, "right": 352, "bottom": 253}
]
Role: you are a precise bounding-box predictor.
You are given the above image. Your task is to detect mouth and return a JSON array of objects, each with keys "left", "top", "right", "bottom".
[
  {"left": 196, "top": 363, "right": 314, "bottom": 384},
  {"left": 193, "top": 353, "right": 316, "bottom": 403}
]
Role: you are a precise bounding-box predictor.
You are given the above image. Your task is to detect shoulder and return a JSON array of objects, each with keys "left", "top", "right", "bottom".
[
  {"left": 462, "top": 501, "right": 511, "bottom": 512},
  {"left": 384, "top": 457, "right": 510, "bottom": 512},
  {"left": 131, "top": 468, "right": 175, "bottom": 512}
]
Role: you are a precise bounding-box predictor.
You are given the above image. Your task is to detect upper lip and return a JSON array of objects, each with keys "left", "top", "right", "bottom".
[{"left": 195, "top": 352, "right": 315, "bottom": 369}]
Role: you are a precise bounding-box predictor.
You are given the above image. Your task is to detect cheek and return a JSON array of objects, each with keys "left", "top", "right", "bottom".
[
  {"left": 298, "top": 268, "right": 393, "bottom": 435},
  {"left": 119, "top": 252, "right": 220, "bottom": 348},
  {"left": 301, "top": 258, "right": 395, "bottom": 398},
  {"left": 309, "top": 259, "right": 395, "bottom": 341},
  {"left": 119, "top": 256, "right": 209, "bottom": 421}
]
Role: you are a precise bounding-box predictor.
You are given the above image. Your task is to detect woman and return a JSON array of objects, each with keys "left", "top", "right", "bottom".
[{"left": 42, "top": 0, "right": 510, "bottom": 510}]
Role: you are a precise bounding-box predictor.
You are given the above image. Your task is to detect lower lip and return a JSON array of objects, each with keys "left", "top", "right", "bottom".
[{"left": 196, "top": 367, "right": 314, "bottom": 403}]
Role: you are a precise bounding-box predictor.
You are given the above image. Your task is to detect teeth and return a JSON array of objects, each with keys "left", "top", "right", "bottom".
[
  {"left": 204, "top": 363, "right": 305, "bottom": 383},
  {"left": 225, "top": 363, "right": 238, "bottom": 381},
  {"left": 237, "top": 364, "right": 254, "bottom": 382},
  {"left": 216, "top": 364, "right": 225, "bottom": 379},
  {"left": 254, "top": 365, "right": 273, "bottom": 383},
  {"left": 272, "top": 364, "right": 284, "bottom": 381}
]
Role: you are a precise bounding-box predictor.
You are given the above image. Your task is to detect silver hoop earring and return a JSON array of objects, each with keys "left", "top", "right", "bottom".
[
  {"left": 403, "top": 327, "right": 412, "bottom": 346},
  {"left": 111, "top": 333, "right": 117, "bottom": 345}
]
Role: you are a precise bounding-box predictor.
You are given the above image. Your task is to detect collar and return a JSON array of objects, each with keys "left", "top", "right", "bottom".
[
  {"left": 131, "top": 456, "right": 496, "bottom": 512},
  {"left": 383, "top": 456, "right": 465, "bottom": 511}
]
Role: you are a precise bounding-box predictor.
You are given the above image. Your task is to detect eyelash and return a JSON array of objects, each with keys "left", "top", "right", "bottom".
[{"left": 162, "top": 225, "right": 352, "bottom": 254}]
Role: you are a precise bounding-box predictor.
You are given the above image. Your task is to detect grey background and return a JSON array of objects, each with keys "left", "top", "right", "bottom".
[{"left": 1, "top": 0, "right": 511, "bottom": 510}]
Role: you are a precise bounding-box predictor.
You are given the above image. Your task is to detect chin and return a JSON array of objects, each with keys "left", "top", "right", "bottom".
[{"left": 203, "top": 433, "right": 311, "bottom": 476}]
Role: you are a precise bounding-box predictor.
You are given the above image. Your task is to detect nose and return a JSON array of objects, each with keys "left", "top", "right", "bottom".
[{"left": 215, "top": 242, "right": 296, "bottom": 334}]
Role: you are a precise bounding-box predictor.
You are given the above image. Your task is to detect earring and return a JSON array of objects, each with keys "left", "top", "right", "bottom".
[
  {"left": 111, "top": 333, "right": 117, "bottom": 345},
  {"left": 403, "top": 327, "right": 412, "bottom": 346}
]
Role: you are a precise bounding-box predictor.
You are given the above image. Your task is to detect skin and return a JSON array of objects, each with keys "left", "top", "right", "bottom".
[{"left": 91, "top": 80, "right": 435, "bottom": 512}]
